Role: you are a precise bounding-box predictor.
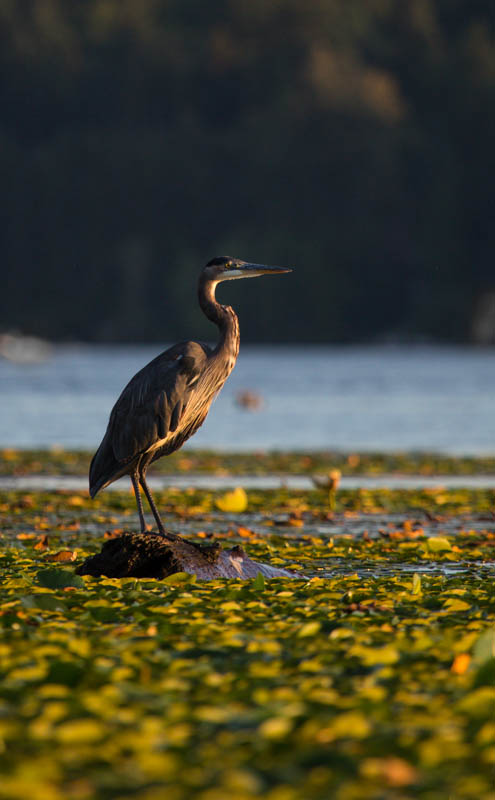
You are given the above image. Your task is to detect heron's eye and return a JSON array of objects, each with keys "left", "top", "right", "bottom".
[{"left": 226, "top": 261, "right": 233, "bottom": 269}]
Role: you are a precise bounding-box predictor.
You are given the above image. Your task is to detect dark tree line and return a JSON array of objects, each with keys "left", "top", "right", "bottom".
[{"left": 1, "top": 1, "right": 494, "bottom": 343}]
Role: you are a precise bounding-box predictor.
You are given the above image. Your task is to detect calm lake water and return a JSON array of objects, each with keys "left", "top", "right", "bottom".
[{"left": 1, "top": 344, "right": 494, "bottom": 454}]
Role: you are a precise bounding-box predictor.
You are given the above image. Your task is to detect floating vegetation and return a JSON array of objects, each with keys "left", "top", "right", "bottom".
[
  {"left": 2, "top": 448, "right": 495, "bottom": 477},
  {"left": 0, "top": 483, "right": 494, "bottom": 798}
]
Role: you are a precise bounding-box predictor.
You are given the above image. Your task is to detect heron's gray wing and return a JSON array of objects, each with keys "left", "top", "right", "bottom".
[{"left": 108, "top": 341, "right": 209, "bottom": 464}]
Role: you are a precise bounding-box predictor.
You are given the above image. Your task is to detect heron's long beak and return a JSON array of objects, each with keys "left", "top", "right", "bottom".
[{"left": 222, "top": 262, "right": 292, "bottom": 280}]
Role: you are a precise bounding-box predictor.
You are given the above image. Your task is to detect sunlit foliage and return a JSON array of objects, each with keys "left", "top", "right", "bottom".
[{"left": 0, "top": 480, "right": 494, "bottom": 798}]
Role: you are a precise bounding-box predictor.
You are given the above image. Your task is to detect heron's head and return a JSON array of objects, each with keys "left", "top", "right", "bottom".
[{"left": 203, "top": 256, "right": 292, "bottom": 283}]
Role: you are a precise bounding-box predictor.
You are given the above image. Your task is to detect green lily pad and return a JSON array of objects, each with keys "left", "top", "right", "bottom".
[{"left": 37, "top": 569, "right": 85, "bottom": 589}]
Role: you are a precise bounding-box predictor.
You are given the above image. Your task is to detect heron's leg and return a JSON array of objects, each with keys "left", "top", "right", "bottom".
[
  {"left": 139, "top": 473, "right": 179, "bottom": 540},
  {"left": 130, "top": 472, "right": 147, "bottom": 534}
]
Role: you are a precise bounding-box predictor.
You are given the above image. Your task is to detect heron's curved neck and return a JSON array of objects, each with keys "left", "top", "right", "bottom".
[{"left": 198, "top": 276, "right": 240, "bottom": 358}]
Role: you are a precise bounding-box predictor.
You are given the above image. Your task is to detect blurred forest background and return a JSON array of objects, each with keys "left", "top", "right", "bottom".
[{"left": 1, "top": 0, "right": 494, "bottom": 344}]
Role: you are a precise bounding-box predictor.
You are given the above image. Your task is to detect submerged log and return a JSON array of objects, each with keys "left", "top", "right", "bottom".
[{"left": 76, "top": 532, "right": 304, "bottom": 581}]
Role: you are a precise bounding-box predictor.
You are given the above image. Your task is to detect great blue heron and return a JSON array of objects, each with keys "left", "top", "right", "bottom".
[{"left": 89, "top": 257, "right": 291, "bottom": 538}]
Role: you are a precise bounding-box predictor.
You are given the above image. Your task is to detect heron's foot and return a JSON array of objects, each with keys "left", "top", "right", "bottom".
[{"left": 154, "top": 526, "right": 181, "bottom": 542}]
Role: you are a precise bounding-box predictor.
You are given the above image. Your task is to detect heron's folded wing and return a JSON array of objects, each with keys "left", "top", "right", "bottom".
[{"left": 108, "top": 342, "right": 208, "bottom": 464}]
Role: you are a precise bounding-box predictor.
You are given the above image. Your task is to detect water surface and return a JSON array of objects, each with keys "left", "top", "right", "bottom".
[{"left": 1, "top": 344, "right": 494, "bottom": 453}]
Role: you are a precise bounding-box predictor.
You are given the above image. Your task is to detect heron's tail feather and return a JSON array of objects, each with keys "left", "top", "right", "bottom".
[
  {"left": 89, "top": 477, "right": 103, "bottom": 499},
  {"left": 89, "top": 467, "right": 107, "bottom": 499},
  {"left": 89, "top": 433, "right": 123, "bottom": 498}
]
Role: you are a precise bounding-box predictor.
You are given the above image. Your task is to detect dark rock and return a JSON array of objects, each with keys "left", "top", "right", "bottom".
[{"left": 76, "top": 532, "right": 305, "bottom": 581}]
